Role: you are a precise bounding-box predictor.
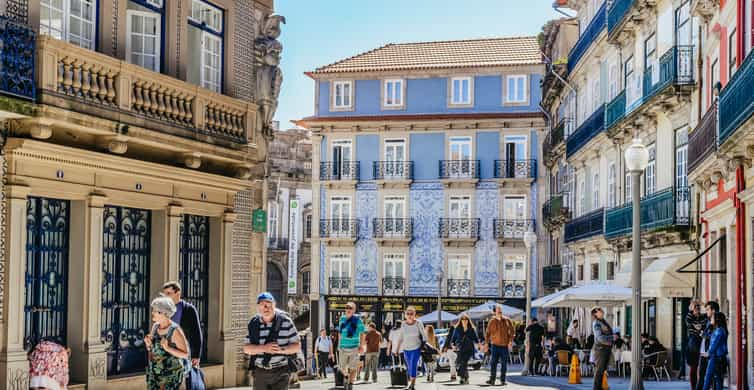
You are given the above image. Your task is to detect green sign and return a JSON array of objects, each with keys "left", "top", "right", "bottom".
[{"left": 252, "top": 209, "right": 267, "bottom": 232}]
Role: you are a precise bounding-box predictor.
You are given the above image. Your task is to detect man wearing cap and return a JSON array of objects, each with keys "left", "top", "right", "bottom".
[
  {"left": 337, "top": 301, "right": 366, "bottom": 390},
  {"left": 244, "top": 292, "right": 301, "bottom": 390}
]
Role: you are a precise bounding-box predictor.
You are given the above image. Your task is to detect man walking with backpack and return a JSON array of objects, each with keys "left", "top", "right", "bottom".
[
  {"left": 337, "top": 301, "right": 366, "bottom": 390},
  {"left": 244, "top": 292, "right": 302, "bottom": 390}
]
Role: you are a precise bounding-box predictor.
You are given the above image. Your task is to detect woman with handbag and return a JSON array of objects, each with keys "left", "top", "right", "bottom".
[
  {"left": 144, "top": 296, "right": 190, "bottom": 390},
  {"left": 451, "top": 313, "right": 479, "bottom": 385},
  {"left": 424, "top": 325, "right": 440, "bottom": 382},
  {"left": 394, "top": 306, "right": 427, "bottom": 390}
]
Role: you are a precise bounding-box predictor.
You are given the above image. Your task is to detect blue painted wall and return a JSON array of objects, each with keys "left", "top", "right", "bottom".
[
  {"left": 410, "top": 133, "right": 445, "bottom": 180},
  {"left": 476, "top": 131, "right": 500, "bottom": 180},
  {"left": 316, "top": 74, "right": 543, "bottom": 117},
  {"left": 356, "top": 135, "right": 379, "bottom": 180}
]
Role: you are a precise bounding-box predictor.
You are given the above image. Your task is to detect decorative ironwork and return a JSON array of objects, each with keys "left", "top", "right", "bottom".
[
  {"left": 101, "top": 206, "right": 151, "bottom": 376},
  {"left": 0, "top": 17, "right": 35, "bottom": 100},
  {"left": 438, "top": 160, "right": 480, "bottom": 180},
  {"left": 494, "top": 159, "right": 536, "bottom": 179},
  {"left": 543, "top": 194, "right": 571, "bottom": 228},
  {"left": 24, "top": 197, "right": 69, "bottom": 350},
  {"left": 643, "top": 46, "right": 695, "bottom": 99},
  {"left": 179, "top": 214, "right": 209, "bottom": 361},
  {"left": 447, "top": 279, "right": 471, "bottom": 297},
  {"left": 320, "top": 162, "right": 360, "bottom": 181},
  {"left": 502, "top": 280, "right": 526, "bottom": 298},
  {"left": 719, "top": 48, "right": 754, "bottom": 145},
  {"left": 493, "top": 219, "right": 535, "bottom": 239},
  {"left": 4, "top": 0, "right": 29, "bottom": 24},
  {"left": 566, "top": 105, "right": 605, "bottom": 157},
  {"left": 329, "top": 277, "right": 351, "bottom": 295},
  {"left": 605, "top": 89, "right": 626, "bottom": 130},
  {"left": 689, "top": 102, "right": 717, "bottom": 173},
  {"left": 373, "top": 161, "right": 413, "bottom": 181},
  {"left": 568, "top": 2, "right": 606, "bottom": 73},
  {"left": 604, "top": 187, "right": 690, "bottom": 239},
  {"left": 372, "top": 218, "right": 412, "bottom": 240},
  {"left": 564, "top": 208, "right": 604, "bottom": 243},
  {"left": 319, "top": 219, "right": 359, "bottom": 239},
  {"left": 438, "top": 218, "right": 480, "bottom": 240},
  {"left": 542, "top": 265, "right": 563, "bottom": 288},
  {"left": 382, "top": 277, "right": 405, "bottom": 296},
  {"left": 607, "top": 0, "right": 634, "bottom": 36}
]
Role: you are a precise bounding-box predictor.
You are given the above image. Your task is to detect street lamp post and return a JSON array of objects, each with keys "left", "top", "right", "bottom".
[
  {"left": 625, "top": 138, "right": 649, "bottom": 390},
  {"left": 521, "top": 229, "right": 537, "bottom": 375}
]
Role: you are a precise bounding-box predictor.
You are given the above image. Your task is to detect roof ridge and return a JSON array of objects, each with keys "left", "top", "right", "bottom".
[
  {"left": 312, "top": 43, "right": 396, "bottom": 73},
  {"left": 389, "top": 35, "right": 538, "bottom": 46}
]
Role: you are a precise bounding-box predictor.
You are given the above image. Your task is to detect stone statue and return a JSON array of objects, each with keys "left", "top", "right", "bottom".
[{"left": 254, "top": 11, "right": 285, "bottom": 140}]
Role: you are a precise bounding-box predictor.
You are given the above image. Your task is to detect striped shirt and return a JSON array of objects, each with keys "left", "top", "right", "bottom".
[
  {"left": 248, "top": 310, "right": 300, "bottom": 369},
  {"left": 685, "top": 312, "right": 707, "bottom": 338}
]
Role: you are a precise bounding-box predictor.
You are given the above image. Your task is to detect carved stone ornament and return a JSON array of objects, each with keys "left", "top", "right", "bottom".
[{"left": 253, "top": 11, "right": 285, "bottom": 140}]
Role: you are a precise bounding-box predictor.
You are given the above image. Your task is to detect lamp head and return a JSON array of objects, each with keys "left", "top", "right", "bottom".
[{"left": 624, "top": 138, "right": 649, "bottom": 172}]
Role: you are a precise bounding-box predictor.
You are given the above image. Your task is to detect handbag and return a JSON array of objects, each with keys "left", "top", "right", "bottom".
[{"left": 187, "top": 366, "right": 206, "bottom": 390}]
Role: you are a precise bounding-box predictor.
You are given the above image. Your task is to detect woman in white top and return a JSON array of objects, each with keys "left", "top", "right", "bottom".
[
  {"left": 314, "top": 328, "right": 334, "bottom": 379},
  {"left": 394, "top": 306, "right": 427, "bottom": 390},
  {"left": 566, "top": 319, "right": 579, "bottom": 345}
]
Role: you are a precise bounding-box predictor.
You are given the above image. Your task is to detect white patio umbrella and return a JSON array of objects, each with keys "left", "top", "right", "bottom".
[
  {"left": 531, "top": 284, "right": 632, "bottom": 308},
  {"left": 463, "top": 301, "right": 525, "bottom": 320},
  {"left": 418, "top": 310, "right": 458, "bottom": 324}
]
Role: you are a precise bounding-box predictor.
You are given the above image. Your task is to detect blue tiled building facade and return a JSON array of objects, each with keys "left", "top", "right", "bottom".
[{"left": 300, "top": 38, "right": 546, "bottom": 328}]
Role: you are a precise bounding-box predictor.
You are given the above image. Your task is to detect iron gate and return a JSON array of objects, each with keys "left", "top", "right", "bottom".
[
  {"left": 178, "top": 214, "right": 209, "bottom": 361},
  {"left": 24, "top": 197, "right": 70, "bottom": 350},
  {"left": 101, "top": 206, "right": 151, "bottom": 376}
]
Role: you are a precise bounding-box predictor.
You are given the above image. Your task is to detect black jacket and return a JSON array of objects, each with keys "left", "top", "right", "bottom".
[{"left": 176, "top": 300, "right": 203, "bottom": 360}]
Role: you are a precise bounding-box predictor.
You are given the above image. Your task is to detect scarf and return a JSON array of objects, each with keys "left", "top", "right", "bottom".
[{"left": 340, "top": 315, "right": 358, "bottom": 338}]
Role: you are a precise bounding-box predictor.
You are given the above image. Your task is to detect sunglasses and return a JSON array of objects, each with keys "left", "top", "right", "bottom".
[
  {"left": 406, "top": 312, "right": 415, "bottom": 315},
  {"left": 346, "top": 306, "right": 355, "bottom": 310}
]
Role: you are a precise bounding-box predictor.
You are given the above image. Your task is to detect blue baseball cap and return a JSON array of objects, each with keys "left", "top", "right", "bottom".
[{"left": 257, "top": 292, "right": 275, "bottom": 304}]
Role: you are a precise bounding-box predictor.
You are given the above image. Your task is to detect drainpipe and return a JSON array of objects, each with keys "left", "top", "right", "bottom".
[{"left": 735, "top": 164, "right": 746, "bottom": 388}]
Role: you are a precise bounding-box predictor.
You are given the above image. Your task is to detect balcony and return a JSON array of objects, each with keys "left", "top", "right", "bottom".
[
  {"left": 267, "top": 238, "right": 289, "bottom": 250},
  {"left": 319, "top": 219, "right": 359, "bottom": 245},
  {"left": 373, "top": 161, "right": 413, "bottom": 187},
  {"left": 439, "top": 160, "right": 480, "bottom": 187},
  {"left": 494, "top": 159, "right": 536, "bottom": 181},
  {"left": 439, "top": 218, "right": 480, "bottom": 246},
  {"left": 447, "top": 279, "right": 471, "bottom": 297},
  {"left": 607, "top": 0, "right": 633, "bottom": 38},
  {"left": 543, "top": 194, "right": 571, "bottom": 229},
  {"left": 319, "top": 162, "right": 360, "bottom": 187},
  {"left": 688, "top": 103, "right": 717, "bottom": 173},
  {"left": 567, "top": 2, "right": 606, "bottom": 74},
  {"left": 564, "top": 208, "right": 604, "bottom": 243},
  {"left": 329, "top": 277, "right": 351, "bottom": 295},
  {"left": 36, "top": 36, "right": 254, "bottom": 145},
  {"left": 566, "top": 105, "right": 605, "bottom": 158},
  {"left": 372, "top": 218, "right": 413, "bottom": 245},
  {"left": 604, "top": 187, "right": 690, "bottom": 240},
  {"left": 642, "top": 46, "right": 695, "bottom": 98},
  {"left": 719, "top": 49, "right": 754, "bottom": 147},
  {"left": 382, "top": 277, "right": 406, "bottom": 296},
  {"left": 542, "top": 265, "right": 564, "bottom": 288},
  {"left": 543, "top": 118, "right": 569, "bottom": 165},
  {"left": 605, "top": 90, "right": 626, "bottom": 130},
  {"left": 493, "top": 219, "right": 535, "bottom": 243},
  {"left": 0, "top": 17, "right": 35, "bottom": 101},
  {"left": 502, "top": 280, "right": 526, "bottom": 298}
]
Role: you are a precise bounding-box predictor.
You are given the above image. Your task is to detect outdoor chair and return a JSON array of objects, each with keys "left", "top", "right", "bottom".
[
  {"left": 510, "top": 345, "right": 522, "bottom": 364},
  {"left": 642, "top": 350, "right": 671, "bottom": 381},
  {"left": 555, "top": 350, "right": 570, "bottom": 377}
]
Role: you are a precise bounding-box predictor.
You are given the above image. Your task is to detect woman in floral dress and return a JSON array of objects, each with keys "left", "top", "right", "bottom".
[{"left": 145, "top": 296, "right": 189, "bottom": 390}]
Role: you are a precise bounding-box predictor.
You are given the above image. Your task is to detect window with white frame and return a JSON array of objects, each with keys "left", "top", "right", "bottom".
[
  {"left": 333, "top": 81, "right": 353, "bottom": 109},
  {"left": 40, "top": 0, "right": 97, "bottom": 50},
  {"left": 646, "top": 144, "right": 656, "bottom": 195},
  {"left": 126, "top": 1, "right": 163, "bottom": 72},
  {"left": 267, "top": 201, "right": 278, "bottom": 244},
  {"left": 591, "top": 78, "right": 601, "bottom": 111},
  {"left": 383, "top": 196, "right": 406, "bottom": 235},
  {"left": 383, "top": 253, "right": 405, "bottom": 279},
  {"left": 607, "top": 261, "right": 615, "bottom": 280},
  {"left": 330, "top": 253, "right": 351, "bottom": 282},
  {"left": 448, "top": 254, "right": 471, "bottom": 280},
  {"left": 506, "top": 75, "right": 527, "bottom": 103},
  {"left": 609, "top": 62, "right": 619, "bottom": 99},
  {"left": 330, "top": 196, "right": 352, "bottom": 236},
  {"left": 187, "top": 0, "right": 224, "bottom": 93},
  {"left": 579, "top": 177, "right": 587, "bottom": 216},
  {"left": 383, "top": 79, "right": 403, "bottom": 107},
  {"left": 190, "top": 0, "right": 222, "bottom": 32},
  {"left": 592, "top": 173, "right": 600, "bottom": 210},
  {"left": 607, "top": 162, "right": 616, "bottom": 208},
  {"left": 590, "top": 263, "right": 600, "bottom": 280},
  {"left": 450, "top": 77, "right": 472, "bottom": 105}
]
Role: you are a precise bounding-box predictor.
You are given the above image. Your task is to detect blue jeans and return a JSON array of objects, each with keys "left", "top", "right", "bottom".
[
  {"left": 702, "top": 356, "right": 725, "bottom": 390},
  {"left": 403, "top": 348, "right": 421, "bottom": 379},
  {"left": 489, "top": 345, "right": 509, "bottom": 382}
]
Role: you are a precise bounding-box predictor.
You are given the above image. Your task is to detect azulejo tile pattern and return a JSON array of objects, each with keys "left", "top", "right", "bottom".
[
  {"left": 320, "top": 186, "right": 326, "bottom": 295},
  {"left": 409, "top": 182, "right": 445, "bottom": 296},
  {"left": 355, "top": 187, "right": 378, "bottom": 295},
  {"left": 475, "top": 182, "right": 499, "bottom": 296}
]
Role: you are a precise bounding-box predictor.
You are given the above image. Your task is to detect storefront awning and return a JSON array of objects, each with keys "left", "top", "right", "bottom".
[
  {"left": 676, "top": 235, "right": 726, "bottom": 274},
  {"left": 616, "top": 256, "right": 695, "bottom": 298},
  {"left": 531, "top": 284, "right": 631, "bottom": 308}
]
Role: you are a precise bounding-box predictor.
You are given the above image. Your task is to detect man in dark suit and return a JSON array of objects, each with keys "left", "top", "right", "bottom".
[{"left": 162, "top": 281, "right": 203, "bottom": 367}]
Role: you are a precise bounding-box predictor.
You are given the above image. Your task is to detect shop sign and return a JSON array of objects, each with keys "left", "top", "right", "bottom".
[{"left": 252, "top": 209, "right": 267, "bottom": 232}]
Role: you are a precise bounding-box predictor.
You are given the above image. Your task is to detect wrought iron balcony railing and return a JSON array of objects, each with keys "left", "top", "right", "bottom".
[
  {"left": 544, "top": 118, "right": 569, "bottom": 160},
  {"left": 320, "top": 162, "right": 360, "bottom": 181},
  {"left": 566, "top": 105, "right": 605, "bottom": 157},
  {"left": 689, "top": 102, "right": 717, "bottom": 173},
  {"left": 439, "top": 218, "right": 480, "bottom": 240},
  {"left": 543, "top": 194, "right": 571, "bottom": 227},
  {"left": 382, "top": 277, "right": 405, "bottom": 296},
  {"left": 493, "top": 219, "right": 535, "bottom": 240},
  {"left": 447, "top": 279, "right": 471, "bottom": 297},
  {"left": 604, "top": 186, "right": 690, "bottom": 239},
  {"left": 0, "top": 17, "right": 35, "bottom": 100},
  {"left": 542, "top": 265, "right": 564, "bottom": 288},
  {"left": 373, "top": 161, "right": 413, "bottom": 181},
  {"left": 605, "top": 89, "right": 626, "bottom": 130},
  {"left": 494, "top": 159, "right": 536, "bottom": 179},
  {"left": 502, "top": 280, "right": 526, "bottom": 298},
  {"left": 372, "top": 218, "right": 413, "bottom": 240},
  {"left": 329, "top": 277, "right": 351, "bottom": 295},
  {"left": 642, "top": 46, "right": 695, "bottom": 100},
  {"left": 319, "top": 219, "right": 359, "bottom": 239},
  {"left": 567, "top": 2, "right": 606, "bottom": 74},
  {"left": 719, "top": 49, "right": 754, "bottom": 145},
  {"left": 607, "top": 0, "right": 634, "bottom": 37},
  {"left": 439, "top": 160, "right": 480, "bottom": 180},
  {"left": 564, "top": 208, "right": 605, "bottom": 243}
]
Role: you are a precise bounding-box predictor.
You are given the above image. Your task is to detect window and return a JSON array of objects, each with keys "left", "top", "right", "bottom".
[
  {"left": 579, "top": 177, "right": 586, "bottom": 216},
  {"left": 383, "top": 253, "right": 405, "bottom": 278},
  {"left": 332, "top": 81, "right": 353, "bottom": 109},
  {"left": 267, "top": 201, "right": 278, "bottom": 244},
  {"left": 448, "top": 136, "right": 473, "bottom": 177},
  {"left": 450, "top": 77, "right": 472, "bottom": 105},
  {"left": 607, "top": 162, "right": 616, "bottom": 208},
  {"left": 592, "top": 173, "right": 600, "bottom": 210},
  {"left": 676, "top": 129, "right": 689, "bottom": 222},
  {"left": 590, "top": 263, "right": 599, "bottom": 280},
  {"left": 383, "top": 138, "right": 406, "bottom": 178},
  {"left": 503, "top": 255, "right": 526, "bottom": 281},
  {"left": 448, "top": 196, "right": 472, "bottom": 219},
  {"left": 577, "top": 264, "right": 584, "bottom": 281},
  {"left": 591, "top": 78, "right": 601, "bottom": 111},
  {"left": 330, "top": 254, "right": 351, "bottom": 279},
  {"left": 448, "top": 254, "right": 471, "bottom": 279},
  {"left": 609, "top": 63, "right": 619, "bottom": 99},
  {"left": 506, "top": 75, "right": 527, "bottom": 103},
  {"left": 187, "top": 1, "right": 224, "bottom": 93},
  {"left": 383, "top": 79, "right": 403, "bottom": 107},
  {"left": 40, "top": 0, "right": 97, "bottom": 50},
  {"left": 646, "top": 144, "right": 656, "bottom": 195},
  {"left": 607, "top": 261, "right": 615, "bottom": 280},
  {"left": 331, "top": 139, "right": 353, "bottom": 178},
  {"left": 644, "top": 33, "right": 657, "bottom": 78},
  {"left": 676, "top": 1, "right": 692, "bottom": 46},
  {"left": 730, "top": 29, "right": 738, "bottom": 76},
  {"left": 304, "top": 214, "right": 312, "bottom": 239},
  {"left": 711, "top": 59, "right": 719, "bottom": 97},
  {"left": 330, "top": 196, "right": 352, "bottom": 236},
  {"left": 301, "top": 271, "right": 310, "bottom": 295},
  {"left": 383, "top": 196, "right": 406, "bottom": 235},
  {"left": 126, "top": 1, "right": 163, "bottom": 72},
  {"left": 503, "top": 196, "right": 526, "bottom": 220}
]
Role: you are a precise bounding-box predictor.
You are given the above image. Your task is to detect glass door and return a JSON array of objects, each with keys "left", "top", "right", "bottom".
[
  {"left": 449, "top": 136, "right": 472, "bottom": 177},
  {"left": 448, "top": 196, "right": 471, "bottom": 237},
  {"left": 383, "top": 196, "right": 405, "bottom": 237},
  {"left": 675, "top": 129, "right": 689, "bottom": 223},
  {"left": 332, "top": 140, "right": 353, "bottom": 179},
  {"left": 201, "top": 32, "right": 222, "bottom": 92},
  {"left": 330, "top": 254, "right": 351, "bottom": 293},
  {"left": 127, "top": 10, "right": 161, "bottom": 72},
  {"left": 384, "top": 139, "right": 406, "bottom": 178},
  {"left": 383, "top": 253, "right": 405, "bottom": 295},
  {"left": 330, "top": 197, "right": 351, "bottom": 237},
  {"left": 505, "top": 135, "right": 528, "bottom": 178},
  {"left": 503, "top": 196, "right": 527, "bottom": 238},
  {"left": 447, "top": 255, "right": 471, "bottom": 296}
]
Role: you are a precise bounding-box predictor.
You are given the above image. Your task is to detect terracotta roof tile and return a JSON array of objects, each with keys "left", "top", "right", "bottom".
[{"left": 308, "top": 36, "right": 542, "bottom": 75}]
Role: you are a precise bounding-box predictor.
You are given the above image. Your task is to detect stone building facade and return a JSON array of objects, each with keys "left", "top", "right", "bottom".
[{"left": 0, "top": 0, "right": 281, "bottom": 388}]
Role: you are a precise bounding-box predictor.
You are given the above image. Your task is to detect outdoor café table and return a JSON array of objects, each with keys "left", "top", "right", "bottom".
[{"left": 618, "top": 350, "right": 632, "bottom": 377}]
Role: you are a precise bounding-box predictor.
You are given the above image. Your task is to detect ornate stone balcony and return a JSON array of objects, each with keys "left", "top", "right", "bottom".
[
  {"left": 607, "top": 0, "right": 657, "bottom": 43},
  {"left": 543, "top": 194, "right": 571, "bottom": 230},
  {"left": 566, "top": 105, "right": 605, "bottom": 158}
]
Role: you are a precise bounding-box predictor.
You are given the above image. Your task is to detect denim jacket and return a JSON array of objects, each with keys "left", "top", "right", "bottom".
[{"left": 707, "top": 327, "right": 728, "bottom": 358}]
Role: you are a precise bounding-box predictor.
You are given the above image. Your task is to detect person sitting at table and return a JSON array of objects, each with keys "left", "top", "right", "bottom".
[
  {"left": 641, "top": 337, "right": 666, "bottom": 378},
  {"left": 640, "top": 333, "right": 650, "bottom": 353},
  {"left": 547, "top": 337, "right": 573, "bottom": 376}
]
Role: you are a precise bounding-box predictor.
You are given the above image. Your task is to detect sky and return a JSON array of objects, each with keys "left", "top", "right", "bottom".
[{"left": 273, "top": 0, "right": 564, "bottom": 129}]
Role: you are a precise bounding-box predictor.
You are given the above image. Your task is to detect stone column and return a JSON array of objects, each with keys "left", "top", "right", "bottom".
[
  {"left": 219, "top": 212, "right": 237, "bottom": 386},
  {"left": 167, "top": 205, "right": 183, "bottom": 282},
  {"left": 0, "top": 185, "right": 31, "bottom": 390}
]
